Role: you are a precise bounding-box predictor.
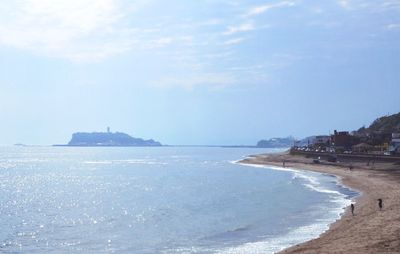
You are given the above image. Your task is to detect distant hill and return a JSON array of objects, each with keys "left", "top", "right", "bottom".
[
  {"left": 66, "top": 132, "right": 162, "bottom": 147},
  {"left": 257, "top": 113, "right": 400, "bottom": 150},
  {"left": 256, "top": 137, "right": 295, "bottom": 148},
  {"left": 298, "top": 136, "right": 317, "bottom": 146},
  {"left": 356, "top": 112, "right": 400, "bottom": 134}
]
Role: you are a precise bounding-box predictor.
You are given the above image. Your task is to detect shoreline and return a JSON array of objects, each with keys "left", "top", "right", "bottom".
[{"left": 239, "top": 151, "right": 400, "bottom": 253}]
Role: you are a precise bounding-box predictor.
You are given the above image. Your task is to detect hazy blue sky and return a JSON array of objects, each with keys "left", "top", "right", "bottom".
[{"left": 0, "top": 0, "right": 399, "bottom": 145}]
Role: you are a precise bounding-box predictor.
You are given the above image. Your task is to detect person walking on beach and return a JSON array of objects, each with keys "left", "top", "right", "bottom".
[
  {"left": 378, "top": 198, "right": 383, "bottom": 210},
  {"left": 351, "top": 204, "right": 355, "bottom": 216}
]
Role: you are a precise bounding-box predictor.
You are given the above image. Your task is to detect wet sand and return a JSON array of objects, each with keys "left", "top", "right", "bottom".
[{"left": 240, "top": 152, "right": 400, "bottom": 253}]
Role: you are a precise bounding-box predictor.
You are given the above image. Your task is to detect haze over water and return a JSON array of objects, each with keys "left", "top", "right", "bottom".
[{"left": 0, "top": 146, "right": 356, "bottom": 253}]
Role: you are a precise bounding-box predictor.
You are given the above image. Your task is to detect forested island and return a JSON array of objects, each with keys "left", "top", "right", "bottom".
[{"left": 60, "top": 131, "right": 162, "bottom": 147}]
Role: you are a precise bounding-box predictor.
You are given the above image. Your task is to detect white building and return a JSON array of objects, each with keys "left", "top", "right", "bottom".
[
  {"left": 313, "top": 135, "right": 331, "bottom": 145},
  {"left": 389, "top": 133, "right": 400, "bottom": 154}
]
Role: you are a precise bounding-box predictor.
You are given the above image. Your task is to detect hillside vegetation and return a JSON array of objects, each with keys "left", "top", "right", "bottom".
[{"left": 357, "top": 112, "right": 400, "bottom": 134}]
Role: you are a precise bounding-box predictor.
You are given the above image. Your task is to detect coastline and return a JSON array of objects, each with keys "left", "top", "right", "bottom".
[{"left": 239, "top": 151, "right": 400, "bottom": 253}]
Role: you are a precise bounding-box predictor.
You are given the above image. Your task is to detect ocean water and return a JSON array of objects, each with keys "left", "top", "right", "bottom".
[{"left": 0, "top": 146, "right": 357, "bottom": 254}]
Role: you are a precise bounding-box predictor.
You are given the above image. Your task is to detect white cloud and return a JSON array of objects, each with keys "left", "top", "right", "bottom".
[
  {"left": 224, "top": 37, "right": 245, "bottom": 45},
  {"left": 151, "top": 37, "right": 174, "bottom": 47},
  {"left": 246, "top": 1, "right": 295, "bottom": 16},
  {"left": 386, "top": 23, "right": 400, "bottom": 30},
  {"left": 0, "top": 0, "right": 146, "bottom": 62},
  {"left": 223, "top": 23, "right": 255, "bottom": 35},
  {"left": 337, "top": 0, "right": 349, "bottom": 9},
  {"left": 336, "top": 0, "right": 400, "bottom": 11},
  {"left": 381, "top": 1, "right": 400, "bottom": 10},
  {"left": 152, "top": 72, "right": 238, "bottom": 89},
  {"left": 199, "top": 18, "right": 223, "bottom": 26},
  {"left": 204, "top": 51, "right": 234, "bottom": 60}
]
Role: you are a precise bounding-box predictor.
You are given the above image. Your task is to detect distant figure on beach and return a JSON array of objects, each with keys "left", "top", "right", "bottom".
[
  {"left": 283, "top": 160, "right": 286, "bottom": 167},
  {"left": 349, "top": 165, "right": 354, "bottom": 171},
  {"left": 378, "top": 199, "right": 383, "bottom": 210},
  {"left": 351, "top": 204, "right": 355, "bottom": 216}
]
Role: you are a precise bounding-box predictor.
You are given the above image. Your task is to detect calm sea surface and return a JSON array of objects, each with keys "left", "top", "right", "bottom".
[{"left": 0, "top": 146, "right": 357, "bottom": 253}]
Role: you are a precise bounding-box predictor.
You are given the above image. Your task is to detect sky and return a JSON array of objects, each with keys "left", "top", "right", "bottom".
[{"left": 0, "top": 0, "right": 399, "bottom": 145}]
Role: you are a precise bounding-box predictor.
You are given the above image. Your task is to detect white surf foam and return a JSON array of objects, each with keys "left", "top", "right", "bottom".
[
  {"left": 231, "top": 160, "right": 357, "bottom": 254},
  {"left": 217, "top": 220, "right": 334, "bottom": 254},
  {"left": 236, "top": 161, "right": 355, "bottom": 198}
]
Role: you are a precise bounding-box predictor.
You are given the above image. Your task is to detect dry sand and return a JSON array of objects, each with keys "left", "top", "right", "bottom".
[{"left": 240, "top": 152, "right": 400, "bottom": 253}]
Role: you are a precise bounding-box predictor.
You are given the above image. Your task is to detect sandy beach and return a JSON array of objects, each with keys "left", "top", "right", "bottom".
[{"left": 240, "top": 152, "right": 400, "bottom": 253}]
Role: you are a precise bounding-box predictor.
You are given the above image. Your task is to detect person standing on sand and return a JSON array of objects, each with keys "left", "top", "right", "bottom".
[
  {"left": 378, "top": 198, "right": 383, "bottom": 210},
  {"left": 351, "top": 204, "right": 355, "bottom": 216}
]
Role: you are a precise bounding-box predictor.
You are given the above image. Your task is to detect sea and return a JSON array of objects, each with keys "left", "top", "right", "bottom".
[{"left": 0, "top": 146, "right": 358, "bottom": 254}]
